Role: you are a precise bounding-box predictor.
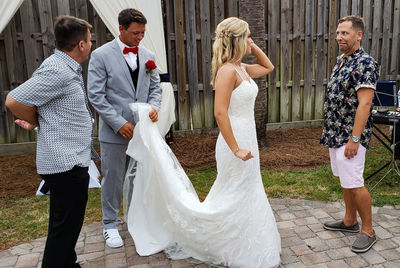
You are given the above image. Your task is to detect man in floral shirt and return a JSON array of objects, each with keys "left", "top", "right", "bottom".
[{"left": 320, "top": 16, "right": 379, "bottom": 253}]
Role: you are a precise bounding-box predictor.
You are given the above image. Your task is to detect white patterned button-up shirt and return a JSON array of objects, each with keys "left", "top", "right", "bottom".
[{"left": 9, "top": 49, "right": 92, "bottom": 174}]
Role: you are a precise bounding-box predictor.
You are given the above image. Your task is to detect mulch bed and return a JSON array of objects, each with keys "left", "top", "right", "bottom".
[
  {"left": 0, "top": 127, "right": 331, "bottom": 198},
  {"left": 5, "top": 125, "right": 388, "bottom": 198},
  {"left": 172, "top": 127, "right": 330, "bottom": 169}
]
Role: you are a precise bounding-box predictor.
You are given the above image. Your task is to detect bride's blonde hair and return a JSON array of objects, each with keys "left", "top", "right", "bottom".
[{"left": 211, "top": 17, "right": 249, "bottom": 87}]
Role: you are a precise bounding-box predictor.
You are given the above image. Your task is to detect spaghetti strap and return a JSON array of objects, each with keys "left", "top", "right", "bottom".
[
  {"left": 240, "top": 66, "right": 252, "bottom": 80},
  {"left": 228, "top": 63, "right": 246, "bottom": 82}
]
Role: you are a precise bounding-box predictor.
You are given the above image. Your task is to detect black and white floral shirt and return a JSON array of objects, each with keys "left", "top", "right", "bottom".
[
  {"left": 320, "top": 48, "right": 380, "bottom": 148},
  {"left": 9, "top": 49, "right": 92, "bottom": 174}
]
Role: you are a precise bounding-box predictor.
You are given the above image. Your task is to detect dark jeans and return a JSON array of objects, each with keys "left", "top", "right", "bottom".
[{"left": 40, "top": 165, "right": 89, "bottom": 268}]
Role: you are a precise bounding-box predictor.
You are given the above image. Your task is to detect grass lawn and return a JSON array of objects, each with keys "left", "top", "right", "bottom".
[{"left": 1, "top": 143, "right": 399, "bottom": 250}]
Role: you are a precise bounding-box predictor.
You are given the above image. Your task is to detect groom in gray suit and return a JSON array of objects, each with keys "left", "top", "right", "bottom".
[{"left": 87, "top": 8, "right": 161, "bottom": 248}]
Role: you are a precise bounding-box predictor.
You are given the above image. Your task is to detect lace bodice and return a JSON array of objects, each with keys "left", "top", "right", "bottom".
[{"left": 228, "top": 79, "right": 258, "bottom": 120}]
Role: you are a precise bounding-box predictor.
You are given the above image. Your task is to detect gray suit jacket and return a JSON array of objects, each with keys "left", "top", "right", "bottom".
[{"left": 88, "top": 38, "right": 162, "bottom": 144}]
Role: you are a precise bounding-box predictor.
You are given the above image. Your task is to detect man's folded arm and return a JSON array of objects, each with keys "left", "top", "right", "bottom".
[{"left": 5, "top": 95, "right": 39, "bottom": 127}]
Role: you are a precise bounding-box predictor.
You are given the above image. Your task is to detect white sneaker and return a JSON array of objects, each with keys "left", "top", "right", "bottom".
[{"left": 103, "top": 228, "right": 123, "bottom": 248}]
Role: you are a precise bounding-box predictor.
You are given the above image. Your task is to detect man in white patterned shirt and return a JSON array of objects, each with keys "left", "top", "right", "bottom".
[{"left": 6, "top": 15, "right": 92, "bottom": 268}]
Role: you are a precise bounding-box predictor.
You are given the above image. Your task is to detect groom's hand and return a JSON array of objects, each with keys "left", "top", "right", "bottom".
[
  {"left": 119, "top": 122, "right": 134, "bottom": 139},
  {"left": 149, "top": 108, "right": 158, "bottom": 122}
]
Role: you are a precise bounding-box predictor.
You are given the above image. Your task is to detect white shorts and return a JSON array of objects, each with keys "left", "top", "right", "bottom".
[{"left": 329, "top": 145, "right": 367, "bottom": 189}]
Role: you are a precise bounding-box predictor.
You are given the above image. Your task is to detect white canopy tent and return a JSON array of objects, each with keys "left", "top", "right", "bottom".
[{"left": 0, "top": 0, "right": 24, "bottom": 34}]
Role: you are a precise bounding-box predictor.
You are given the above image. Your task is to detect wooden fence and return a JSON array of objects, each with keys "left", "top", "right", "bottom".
[
  {"left": 0, "top": 0, "right": 115, "bottom": 144},
  {"left": 1, "top": 0, "right": 400, "bottom": 145},
  {"left": 266, "top": 0, "right": 400, "bottom": 124}
]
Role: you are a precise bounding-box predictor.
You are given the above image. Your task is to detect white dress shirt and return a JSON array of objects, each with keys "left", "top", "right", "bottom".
[{"left": 117, "top": 37, "right": 138, "bottom": 71}]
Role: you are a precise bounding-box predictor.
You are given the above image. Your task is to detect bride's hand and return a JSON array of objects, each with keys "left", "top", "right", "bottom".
[{"left": 234, "top": 148, "right": 254, "bottom": 161}]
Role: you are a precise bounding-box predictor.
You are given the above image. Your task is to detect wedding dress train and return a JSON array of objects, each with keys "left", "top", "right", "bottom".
[{"left": 126, "top": 78, "right": 281, "bottom": 268}]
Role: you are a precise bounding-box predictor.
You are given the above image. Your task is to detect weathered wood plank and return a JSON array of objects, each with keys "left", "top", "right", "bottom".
[
  {"left": 214, "top": 0, "right": 224, "bottom": 25},
  {"left": 328, "top": 0, "right": 339, "bottom": 75},
  {"left": 2, "top": 21, "right": 18, "bottom": 143},
  {"left": 185, "top": 0, "right": 201, "bottom": 128},
  {"left": 165, "top": 0, "right": 177, "bottom": 129},
  {"left": 57, "top": 0, "right": 70, "bottom": 15},
  {"left": 340, "top": 0, "right": 348, "bottom": 17},
  {"left": 390, "top": 0, "right": 400, "bottom": 78},
  {"left": 227, "top": 0, "right": 238, "bottom": 17},
  {"left": 93, "top": 9, "right": 107, "bottom": 48},
  {"left": 73, "top": 0, "right": 89, "bottom": 85},
  {"left": 9, "top": 6, "right": 36, "bottom": 143},
  {"left": 362, "top": 0, "right": 372, "bottom": 51},
  {"left": 17, "top": 1, "right": 39, "bottom": 142},
  {"left": 352, "top": 0, "right": 360, "bottom": 14},
  {"left": 200, "top": 0, "right": 214, "bottom": 128},
  {"left": 280, "top": 0, "right": 290, "bottom": 122},
  {"left": 38, "top": 0, "right": 55, "bottom": 58},
  {"left": 165, "top": 0, "right": 176, "bottom": 84},
  {"left": 267, "top": 0, "right": 279, "bottom": 123},
  {"left": 19, "top": 0, "right": 41, "bottom": 78},
  {"left": 370, "top": 0, "right": 382, "bottom": 61},
  {"left": 314, "top": 0, "right": 325, "bottom": 120},
  {"left": 380, "top": 0, "right": 392, "bottom": 79},
  {"left": 74, "top": 0, "right": 89, "bottom": 20},
  {"left": 3, "top": 21, "right": 18, "bottom": 90},
  {"left": 3, "top": 18, "right": 23, "bottom": 143},
  {"left": 303, "top": 0, "right": 314, "bottom": 120},
  {"left": 292, "top": 0, "right": 304, "bottom": 121},
  {"left": 175, "top": 0, "right": 189, "bottom": 130},
  {"left": 0, "top": 55, "right": 9, "bottom": 143}
]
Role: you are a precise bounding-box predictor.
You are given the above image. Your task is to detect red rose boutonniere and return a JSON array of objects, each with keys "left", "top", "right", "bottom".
[{"left": 145, "top": 60, "right": 157, "bottom": 74}]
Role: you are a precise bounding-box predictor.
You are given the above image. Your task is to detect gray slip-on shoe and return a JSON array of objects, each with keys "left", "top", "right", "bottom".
[
  {"left": 323, "top": 220, "right": 360, "bottom": 233},
  {"left": 351, "top": 232, "right": 377, "bottom": 253}
]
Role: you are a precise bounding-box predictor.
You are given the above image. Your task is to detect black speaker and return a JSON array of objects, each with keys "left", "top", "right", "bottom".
[{"left": 373, "top": 80, "right": 397, "bottom": 107}]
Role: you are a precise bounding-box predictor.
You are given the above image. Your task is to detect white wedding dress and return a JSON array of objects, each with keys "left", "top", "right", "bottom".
[{"left": 126, "top": 71, "right": 281, "bottom": 268}]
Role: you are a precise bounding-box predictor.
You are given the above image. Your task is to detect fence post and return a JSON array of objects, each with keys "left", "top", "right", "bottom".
[
  {"left": 175, "top": 0, "right": 189, "bottom": 130},
  {"left": 0, "top": 61, "right": 9, "bottom": 144},
  {"left": 239, "top": 0, "right": 267, "bottom": 147},
  {"left": 328, "top": 0, "right": 339, "bottom": 74},
  {"left": 200, "top": 0, "right": 214, "bottom": 128},
  {"left": 185, "top": 0, "right": 202, "bottom": 129}
]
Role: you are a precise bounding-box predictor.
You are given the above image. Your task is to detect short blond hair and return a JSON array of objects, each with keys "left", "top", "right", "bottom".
[{"left": 211, "top": 17, "right": 249, "bottom": 87}]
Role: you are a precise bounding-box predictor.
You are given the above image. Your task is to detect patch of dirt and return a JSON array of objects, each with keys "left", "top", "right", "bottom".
[
  {"left": 172, "top": 127, "right": 330, "bottom": 170},
  {"left": 0, "top": 125, "right": 387, "bottom": 198}
]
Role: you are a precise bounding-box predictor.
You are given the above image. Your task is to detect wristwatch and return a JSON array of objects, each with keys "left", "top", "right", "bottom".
[{"left": 351, "top": 135, "right": 360, "bottom": 143}]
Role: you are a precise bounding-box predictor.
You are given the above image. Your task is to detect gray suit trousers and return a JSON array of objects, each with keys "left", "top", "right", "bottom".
[{"left": 100, "top": 141, "right": 129, "bottom": 229}]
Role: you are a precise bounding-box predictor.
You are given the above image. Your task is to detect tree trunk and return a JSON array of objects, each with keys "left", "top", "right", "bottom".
[{"left": 239, "top": 1, "right": 268, "bottom": 147}]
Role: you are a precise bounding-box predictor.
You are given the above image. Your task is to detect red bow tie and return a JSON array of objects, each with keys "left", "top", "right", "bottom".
[{"left": 123, "top": 46, "right": 138, "bottom": 54}]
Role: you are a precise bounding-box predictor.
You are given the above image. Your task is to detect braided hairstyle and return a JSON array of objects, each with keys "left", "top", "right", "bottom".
[{"left": 211, "top": 17, "right": 249, "bottom": 87}]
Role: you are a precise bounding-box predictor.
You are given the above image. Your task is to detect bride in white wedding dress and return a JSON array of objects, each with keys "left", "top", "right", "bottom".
[{"left": 125, "top": 17, "right": 281, "bottom": 268}]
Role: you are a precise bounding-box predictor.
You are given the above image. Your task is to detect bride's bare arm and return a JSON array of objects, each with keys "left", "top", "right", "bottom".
[
  {"left": 243, "top": 40, "right": 274, "bottom": 79},
  {"left": 214, "top": 66, "right": 254, "bottom": 161}
]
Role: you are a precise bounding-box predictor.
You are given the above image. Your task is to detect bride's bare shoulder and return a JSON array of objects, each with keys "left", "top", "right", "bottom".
[{"left": 216, "top": 64, "right": 236, "bottom": 80}]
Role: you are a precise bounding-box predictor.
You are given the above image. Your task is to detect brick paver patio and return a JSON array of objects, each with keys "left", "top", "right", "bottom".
[{"left": 1, "top": 198, "right": 399, "bottom": 267}]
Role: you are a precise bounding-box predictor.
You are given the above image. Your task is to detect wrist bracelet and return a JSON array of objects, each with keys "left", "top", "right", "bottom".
[{"left": 233, "top": 147, "right": 239, "bottom": 155}]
